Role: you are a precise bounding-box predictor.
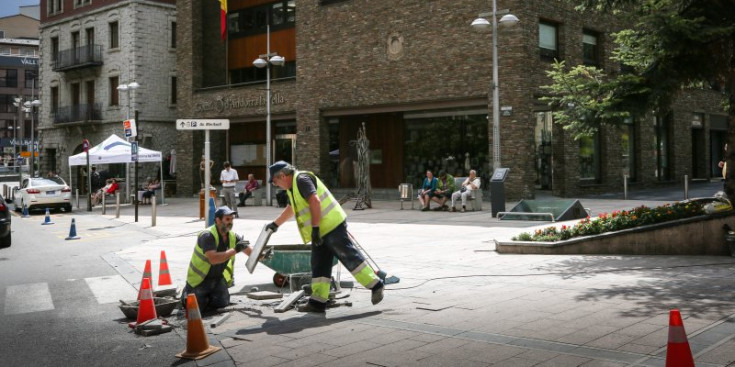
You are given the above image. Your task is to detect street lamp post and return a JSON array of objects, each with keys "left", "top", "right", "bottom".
[
  {"left": 24, "top": 99, "right": 41, "bottom": 176},
  {"left": 253, "top": 21, "right": 285, "bottom": 206},
  {"left": 471, "top": 3, "right": 519, "bottom": 170},
  {"left": 117, "top": 81, "right": 139, "bottom": 219}
]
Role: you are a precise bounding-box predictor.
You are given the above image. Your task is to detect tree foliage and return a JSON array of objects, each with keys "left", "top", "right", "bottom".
[{"left": 541, "top": 0, "right": 735, "bottom": 139}]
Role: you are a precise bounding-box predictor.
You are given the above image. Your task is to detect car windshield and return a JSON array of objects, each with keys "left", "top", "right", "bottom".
[{"left": 32, "top": 178, "right": 65, "bottom": 186}]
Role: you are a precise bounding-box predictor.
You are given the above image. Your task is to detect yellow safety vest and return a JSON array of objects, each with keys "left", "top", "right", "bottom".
[
  {"left": 186, "top": 225, "right": 236, "bottom": 288},
  {"left": 286, "top": 171, "right": 347, "bottom": 244}
]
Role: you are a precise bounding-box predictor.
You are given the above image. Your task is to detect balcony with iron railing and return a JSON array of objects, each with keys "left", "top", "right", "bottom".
[
  {"left": 53, "top": 103, "right": 102, "bottom": 124},
  {"left": 53, "top": 44, "right": 103, "bottom": 72}
]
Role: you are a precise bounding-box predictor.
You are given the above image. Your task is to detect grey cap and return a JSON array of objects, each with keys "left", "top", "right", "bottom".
[
  {"left": 214, "top": 206, "right": 236, "bottom": 218},
  {"left": 268, "top": 160, "right": 290, "bottom": 183}
]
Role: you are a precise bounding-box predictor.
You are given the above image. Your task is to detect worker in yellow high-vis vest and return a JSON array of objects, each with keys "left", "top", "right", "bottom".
[
  {"left": 181, "top": 206, "right": 252, "bottom": 311},
  {"left": 266, "top": 161, "right": 384, "bottom": 313}
]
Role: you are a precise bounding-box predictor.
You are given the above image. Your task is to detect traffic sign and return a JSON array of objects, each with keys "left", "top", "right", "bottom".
[
  {"left": 176, "top": 119, "right": 230, "bottom": 130},
  {"left": 123, "top": 119, "right": 137, "bottom": 138},
  {"left": 82, "top": 139, "right": 90, "bottom": 152},
  {"left": 131, "top": 141, "right": 138, "bottom": 162}
]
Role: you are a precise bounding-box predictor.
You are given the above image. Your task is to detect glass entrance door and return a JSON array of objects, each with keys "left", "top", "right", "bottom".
[
  {"left": 274, "top": 134, "right": 296, "bottom": 164},
  {"left": 535, "top": 112, "right": 554, "bottom": 190}
]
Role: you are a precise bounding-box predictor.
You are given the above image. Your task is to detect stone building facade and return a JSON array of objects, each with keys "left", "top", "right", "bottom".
[
  {"left": 176, "top": 0, "right": 727, "bottom": 200},
  {"left": 38, "top": 0, "right": 177, "bottom": 194}
]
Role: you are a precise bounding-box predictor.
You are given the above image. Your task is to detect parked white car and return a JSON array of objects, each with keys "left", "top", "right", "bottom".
[{"left": 13, "top": 176, "right": 72, "bottom": 213}]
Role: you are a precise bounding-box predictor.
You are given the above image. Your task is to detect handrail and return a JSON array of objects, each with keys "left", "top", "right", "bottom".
[{"left": 497, "top": 211, "right": 555, "bottom": 222}]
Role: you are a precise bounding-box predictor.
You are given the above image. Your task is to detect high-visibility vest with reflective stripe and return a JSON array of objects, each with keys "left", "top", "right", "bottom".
[
  {"left": 287, "top": 171, "right": 347, "bottom": 244},
  {"left": 186, "top": 225, "right": 236, "bottom": 288}
]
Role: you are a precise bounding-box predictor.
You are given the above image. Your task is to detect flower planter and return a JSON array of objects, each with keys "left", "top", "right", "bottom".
[{"left": 496, "top": 212, "right": 735, "bottom": 256}]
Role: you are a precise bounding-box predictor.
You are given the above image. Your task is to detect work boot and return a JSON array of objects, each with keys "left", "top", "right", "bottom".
[
  {"left": 297, "top": 301, "right": 326, "bottom": 313},
  {"left": 371, "top": 283, "right": 384, "bottom": 305}
]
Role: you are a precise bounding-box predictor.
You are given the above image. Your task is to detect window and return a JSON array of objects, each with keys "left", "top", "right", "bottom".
[
  {"left": 0, "top": 69, "right": 18, "bottom": 88},
  {"left": 109, "top": 22, "right": 119, "bottom": 49},
  {"left": 229, "top": 60, "right": 297, "bottom": 84},
  {"left": 51, "top": 86, "right": 59, "bottom": 114},
  {"left": 170, "top": 76, "right": 177, "bottom": 105},
  {"left": 48, "top": 0, "right": 63, "bottom": 14},
  {"left": 51, "top": 37, "right": 59, "bottom": 62},
  {"left": 25, "top": 70, "right": 37, "bottom": 88},
  {"left": 86, "top": 27, "right": 95, "bottom": 45},
  {"left": 229, "top": 1, "right": 295, "bottom": 38},
  {"left": 0, "top": 95, "right": 14, "bottom": 113},
  {"left": 539, "top": 21, "right": 558, "bottom": 60},
  {"left": 582, "top": 30, "right": 600, "bottom": 66},
  {"left": 170, "top": 22, "right": 177, "bottom": 48},
  {"left": 109, "top": 76, "right": 119, "bottom": 106},
  {"left": 621, "top": 118, "right": 636, "bottom": 181},
  {"left": 654, "top": 114, "right": 671, "bottom": 180},
  {"left": 579, "top": 134, "right": 600, "bottom": 181}
]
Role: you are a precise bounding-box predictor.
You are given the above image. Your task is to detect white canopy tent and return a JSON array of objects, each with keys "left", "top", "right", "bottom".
[{"left": 67, "top": 134, "right": 165, "bottom": 204}]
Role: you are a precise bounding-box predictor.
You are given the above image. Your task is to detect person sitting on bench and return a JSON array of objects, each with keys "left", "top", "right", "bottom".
[{"left": 238, "top": 174, "right": 260, "bottom": 207}]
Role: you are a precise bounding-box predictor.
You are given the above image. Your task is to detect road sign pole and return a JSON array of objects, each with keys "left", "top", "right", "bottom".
[
  {"left": 204, "top": 129, "right": 211, "bottom": 228},
  {"left": 175, "top": 119, "right": 229, "bottom": 228},
  {"left": 84, "top": 139, "right": 91, "bottom": 212},
  {"left": 134, "top": 111, "right": 139, "bottom": 222}
]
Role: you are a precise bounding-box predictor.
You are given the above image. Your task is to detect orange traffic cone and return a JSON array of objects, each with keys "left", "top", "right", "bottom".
[
  {"left": 137, "top": 260, "right": 153, "bottom": 300},
  {"left": 176, "top": 294, "right": 221, "bottom": 360},
  {"left": 665, "top": 309, "right": 695, "bottom": 367},
  {"left": 129, "top": 277, "right": 157, "bottom": 328},
  {"left": 158, "top": 251, "right": 172, "bottom": 287}
]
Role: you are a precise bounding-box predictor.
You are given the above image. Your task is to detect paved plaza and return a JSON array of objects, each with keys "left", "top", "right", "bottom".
[{"left": 65, "top": 181, "right": 735, "bottom": 366}]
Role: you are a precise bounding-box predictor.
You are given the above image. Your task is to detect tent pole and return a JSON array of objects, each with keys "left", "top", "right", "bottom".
[{"left": 160, "top": 160, "right": 165, "bottom": 205}]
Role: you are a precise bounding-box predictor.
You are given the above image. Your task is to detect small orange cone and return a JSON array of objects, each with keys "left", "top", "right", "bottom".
[
  {"left": 665, "top": 309, "right": 695, "bottom": 367},
  {"left": 158, "top": 251, "right": 172, "bottom": 287},
  {"left": 129, "top": 277, "right": 157, "bottom": 328},
  {"left": 137, "top": 260, "right": 153, "bottom": 300},
  {"left": 176, "top": 294, "right": 221, "bottom": 360}
]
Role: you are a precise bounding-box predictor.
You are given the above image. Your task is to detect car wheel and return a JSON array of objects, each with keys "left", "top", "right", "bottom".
[
  {"left": 65, "top": 204, "right": 72, "bottom": 212},
  {"left": 0, "top": 232, "right": 10, "bottom": 248}
]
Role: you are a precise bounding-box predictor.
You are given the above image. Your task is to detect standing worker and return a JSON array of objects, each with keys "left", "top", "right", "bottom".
[
  {"left": 181, "top": 206, "right": 251, "bottom": 311},
  {"left": 265, "top": 161, "right": 384, "bottom": 313},
  {"left": 220, "top": 161, "right": 239, "bottom": 218}
]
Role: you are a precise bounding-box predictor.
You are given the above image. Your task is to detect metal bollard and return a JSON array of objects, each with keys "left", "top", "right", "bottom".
[
  {"left": 76, "top": 189, "right": 79, "bottom": 209},
  {"left": 102, "top": 192, "right": 106, "bottom": 215},
  {"left": 115, "top": 192, "right": 120, "bottom": 218},
  {"left": 623, "top": 174, "right": 628, "bottom": 200},
  {"left": 151, "top": 195, "right": 157, "bottom": 227},
  {"left": 684, "top": 174, "right": 689, "bottom": 199}
]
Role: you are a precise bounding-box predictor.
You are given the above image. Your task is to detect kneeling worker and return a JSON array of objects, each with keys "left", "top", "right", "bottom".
[
  {"left": 266, "top": 161, "right": 384, "bottom": 313},
  {"left": 181, "top": 206, "right": 251, "bottom": 311}
]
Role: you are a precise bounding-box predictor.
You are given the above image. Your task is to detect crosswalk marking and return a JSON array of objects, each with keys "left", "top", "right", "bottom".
[
  {"left": 4, "top": 283, "right": 55, "bottom": 315},
  {"left": 84, "top": 275, "right": 137, "bottom": 304}
]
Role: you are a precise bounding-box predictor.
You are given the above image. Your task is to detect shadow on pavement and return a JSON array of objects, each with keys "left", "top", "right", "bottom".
[
  {"left": 533, "top": 256, "right": 735, "bottom": 318},
  {"left": 231, "top": 310, "right": 382, "bottom": 337}
]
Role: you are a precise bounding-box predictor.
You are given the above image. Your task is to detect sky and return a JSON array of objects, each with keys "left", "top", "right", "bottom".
[{"left": 0, "top": 0, "right": 38, "bottom": 18}]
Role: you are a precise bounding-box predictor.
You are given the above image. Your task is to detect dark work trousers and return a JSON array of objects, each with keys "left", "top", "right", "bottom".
[
  {"left": 309, "top": 223, "right": 375, "bottom": 305},
  {"left": 181, "top": 277, "right": 230, "bottom": 311},
  {"left": 238, "top": 191, "right": 252, "bottom": 206}
]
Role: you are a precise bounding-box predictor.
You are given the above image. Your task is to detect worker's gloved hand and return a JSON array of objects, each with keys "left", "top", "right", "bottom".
[
  {"left": 235, "top": 240, "right": 249, "bottom": 253},
  {"left": 311, "top": 227, "right": 322, "bottom": 247},
  {"left": 266, "top": 221, "right": 279, "bottom": 233}
]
